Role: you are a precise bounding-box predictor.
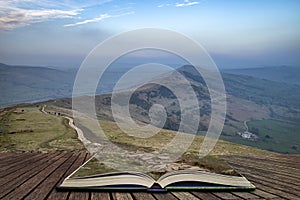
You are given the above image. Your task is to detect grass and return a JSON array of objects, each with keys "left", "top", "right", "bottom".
[
  {"left": 247, "top": 119, "right": 300, "bottom": 153},
  {"left": 178, "top": 154, "right": 239, "bottom": 175},
  {"left": 97, "top": 119, "right": 274, "bottom": 157},
  {"left": 71, "top": 157, "right": 117, "bottom": 178},
  {"left": 219, "top": 119, "right": 300, "bottom": 154},
  {"left": 0, "top": 104, "right": 276, "bottom": 158},
  {"left": 0, "top": 106, "right": 85, "bottom": 152}
]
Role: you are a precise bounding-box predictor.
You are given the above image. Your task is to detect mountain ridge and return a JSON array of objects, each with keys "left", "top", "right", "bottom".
[
  {"left": 1, "top": 63, "right": 300, "bottom": 153},
  {"left": 224, "top": 65, "right": 300, "bottom": 85}
]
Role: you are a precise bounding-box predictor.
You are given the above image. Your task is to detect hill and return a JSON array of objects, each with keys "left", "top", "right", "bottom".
[
  {"left": 224, "top": 66, "right": 300, "bottom": 86},
  {"left": 0, "top": 63, "right": 131, "bottom": 106},
  {"left": 1, "top": 63, "right": 299, "bottom": 153},
  {"left": 50, "top": 65, "right": 300, "bottom": 154},
  {"left": 0, "top": 63, "right": 75, "bottom": 106},
  {"left": 0, "top": 103, "right": 275, "bottom": 157},
  {"left": 0, "top": 104, "right": 84, "bottom": 152}
]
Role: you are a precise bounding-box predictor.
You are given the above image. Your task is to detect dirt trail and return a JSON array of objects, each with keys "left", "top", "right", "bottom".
[
  {"left": 41, "top": 105, "right": 92, "bottom": 147},
  {"left": 39, "top": 105, "right": 181, "bottom": 172},
  {"left": 244, "top": 120, "right": 249, "bottom": 132}
]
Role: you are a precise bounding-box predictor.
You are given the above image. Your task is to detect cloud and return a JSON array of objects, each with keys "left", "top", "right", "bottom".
[
  {"left": 64, "top": 14, "right": 111, "bottom": 27},
  {"left": 0, "top": 1, "right": 134, "bottom": 30},
  {"left": 175, "top": 0, "right": 199, "bottom": 7},
  {"left": 157, "top": 3, "right": 171, "bottom": 8},
  {"left": 0, "top": 0, "right": 117, "bottom": 30},
  {"left": 64, "top": 11, "right": 134, "bottom": 27},
  {"left": 158, "top": 1, "right": 200, "bottom": 8},
  {"left": 0, "top": 0, "right": 82, "bottom": 30},
  {"left": 0, "top": 9, "right": 81, "bottom": 30}
]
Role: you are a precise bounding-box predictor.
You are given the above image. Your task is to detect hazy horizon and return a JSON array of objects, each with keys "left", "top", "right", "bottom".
[
  {"left": 0, "top": 0, "right": 299, "bottom": 69},
  {"left": 0, "top": 60, "right": 299, "bottom": 71}
]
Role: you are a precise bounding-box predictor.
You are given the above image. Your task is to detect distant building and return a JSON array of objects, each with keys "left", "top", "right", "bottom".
[{"left": 236, "top": 131, "right": 259, "bottom": 141}]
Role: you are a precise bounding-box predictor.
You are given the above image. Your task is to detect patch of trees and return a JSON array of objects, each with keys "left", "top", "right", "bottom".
[{"left": 249, "top": 127, "right": 260, "bottom": 135}]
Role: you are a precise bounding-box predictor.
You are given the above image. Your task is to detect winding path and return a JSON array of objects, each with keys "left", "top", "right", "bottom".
[
  {"left": 41, "top": 105, "right": 92, "bottom": 147},
  {"left": 40, "top": 105, "right": 179, "bottom": 172},
  {"left": 244, "top": 120, "right": 249, "bottom": 132}
]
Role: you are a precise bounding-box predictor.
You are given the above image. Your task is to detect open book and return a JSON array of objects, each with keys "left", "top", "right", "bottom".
[{"left": 58, "top": 155, "right": 255, "bottom": 191}]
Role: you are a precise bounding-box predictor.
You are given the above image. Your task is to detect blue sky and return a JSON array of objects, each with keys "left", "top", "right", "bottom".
[{"left": 0, "top": 0, "right": 299, "bottom": 68}]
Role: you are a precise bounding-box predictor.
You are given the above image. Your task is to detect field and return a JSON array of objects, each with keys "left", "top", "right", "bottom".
[
  {"left": 247, "top": 119, "right": 300, "bottom": 153},
  {"left": 97, "top": 119, "right": 273, "bottom": 156},
  {"left": 0, "top": 106, "right": 84, "bottom": 152},
  {"left": 220, "top": 119, "right": 300, "bottom": 154},
  {"left": 0, "top": 104, "right": 277, "bottom": 158}
]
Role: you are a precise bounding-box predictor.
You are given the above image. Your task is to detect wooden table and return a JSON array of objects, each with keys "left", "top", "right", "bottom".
[{"left": 0, "top": 152, "right": 299, "bottom": 199}]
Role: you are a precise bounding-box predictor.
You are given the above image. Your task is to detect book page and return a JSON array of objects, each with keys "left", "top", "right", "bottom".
[
  {"left": 69, "top": 154, "right": 240, "bottom": 180},
  {"left": 70, "top": 157, "right": 118, "bottom": 178},
  {"left": 146, "top": 154, "right": 240, "bottom": 180},
  {"left": 157, "top": 171, "right": 253, "bottom": 188}
]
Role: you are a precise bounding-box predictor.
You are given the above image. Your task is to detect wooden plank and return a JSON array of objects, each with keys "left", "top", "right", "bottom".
[
  {"left": 250, "top": 181, "right": 299, "bottom": 200},
  {"left": 192, "top": 192, "right": 221, "bottom": 200},
  {"left": 0, "top": 152, "right": 15, "bottom": 160},
  {"left": 111, "top": 192, "right": 134, "bottom": 200},
  {"left": 24, "top": 153, "right": 80, "bottom": 200},
  {"left": 223, "top": 155, "right": 290, "bottom": 165},
  {"left": 225, "top": 157, "right": 300, "bottom": 177},
  {"left": 212, "top": 192, "right": 240, "bottom": 200},
  {"left": 226, "top": 159, "right": 300, "bottom": 182},
  {"left": 90, "top": 192, "right": 111, "bottom": 200},
  {"left": 226, "top": 157, "right": 300, "bottom": 177},
  {"left": 227, "top": 160, "right": 296, "bottom": 179},
  {"left": 240, "top": 156, "right": 300, "bottom": 172},
  {"left": 278, "top": 154, "right": 300, "bottom": 161},
  {"left": 227, "top": 157, "right": 300, "bottom": 195},
  {"left": 250, "top": 189, "right": 278, "bottom": 199},
  {"left": 153, "top": 192, "right": 178, "bottom": 200},
  {"left": 2, "top": 152, "right": 72, "bottom": 200},
  {"left": 244, "top": 174, "right": 300, "bottom": 197},
  {"left": 67, "top": 191, "right": 89, "bottom": 200},
  {"left": 0, "top": 152, "right": 62, "bottom": 199},
  {"left": 0, "top": 152, "right": 33, "bottom": 167},
  {"left": 231, "top": 191, "right": 260, "bottom": 199},
  {"left": 47, "top": 152, "right": 89, "bottom": 200},
  {"left": 233, "top": 165, "right": 300, "bottom": 190},
  {"left": 131, "top": 192, "right": 156, "bottom": 200},
  {"left": 278, "top": 154, "right": 300, "bottom": 158},
  {"left": 0, "top": 153, "right": 49, "bottom": 178},
  {"left": 0, "top": 152, "right": 25, "bottom": 162},
  {"left": 0, "top": 152, "right": 41, "bottom": 171},
  {"left": 0, "top": 153, "right": 53, "bottom": 185},
  {"left": 1, "top": 153, "right": 298, "bottom": 200},
  {"left": 172, "top": 192, "right": 199, "bottom": 200},
  {"left": 228, "top": 161, "right": 300, "bottom": 186},
  {"left": 241, "top": 155, "right": 300, "bottom": 167}
]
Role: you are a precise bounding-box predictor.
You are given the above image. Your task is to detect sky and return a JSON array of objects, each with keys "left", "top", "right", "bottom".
[{"left": 0, "top": 0, "right": 299, "bottom": 69}]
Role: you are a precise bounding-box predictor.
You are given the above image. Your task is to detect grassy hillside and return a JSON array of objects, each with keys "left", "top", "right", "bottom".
[
  {"left": 49, "top": 65, "right": 300, "bottom": 154},
  {"left": 0, "top": 105, "right": 84, "bottom": 152},
  {"left": 247, "top": 119, "right": 300, "bottom": 153},
  {"left": 0, "top": 104, "right": 276, "bottom": 157},
  {"left": 1, "top": 64, "right": 299, "bottom": 154},
  {"left": 45, "top": 105, "right": 276, "bottom": 157},
  {"left": 222, "top": 72, "right": 300, "bottom": 110},
  {"left": 225, "top": 66, "right": 300, "bottom": 86},
  {"left": 96, "top": 119, "right": 275, "bottom": 157},
  {"left": 0, "top": 63, "right": 129, "bottom": 106}
]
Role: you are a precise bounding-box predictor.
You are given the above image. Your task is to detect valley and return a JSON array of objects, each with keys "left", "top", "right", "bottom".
[
  {"left": 1, "top": 63, "right": 299, "bottom": 153},
  {"left": 0, "top": 103, "right": 275, "bottom": 158}
]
